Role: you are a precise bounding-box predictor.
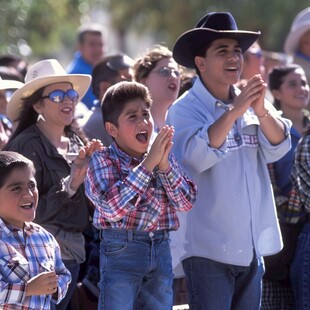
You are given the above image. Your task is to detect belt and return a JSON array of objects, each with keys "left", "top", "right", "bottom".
[{"left": 99, "top": 228, "right": 169, "bottom": 241}]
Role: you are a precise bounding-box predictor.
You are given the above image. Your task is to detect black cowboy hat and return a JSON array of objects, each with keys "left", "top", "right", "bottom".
[{"left": 173, "top": 12, "right": 261, "bottom": 68}]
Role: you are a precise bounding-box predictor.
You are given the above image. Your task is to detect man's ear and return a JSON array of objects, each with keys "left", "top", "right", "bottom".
[
  {"left": 105, "top": 121, "right": 118, "bottom": 138},
  {"left": 194, "top": 56, "right": 207, "bottom": 73}
]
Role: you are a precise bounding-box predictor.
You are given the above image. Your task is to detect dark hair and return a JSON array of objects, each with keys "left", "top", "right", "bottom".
[
  {"left": 268, "top": 64, "right": 304, "bottom": 110},
  {"left": 101, "top": 81, "right": 152, "bottom": 127},
  {"left": 0, "top": 54, "right": 28, "bottom": 79},
  {"left": 0, "top": 66, "right": 23, "bottom": 82},
  {"left": 133, "top": 45, "right": 172, "bottom": 82},
  {"left": 0, "top": 151, "right": 35, "bottom": 188},
  {"left": 92, "top": 55, "right": 123, "bottom": 98},
  {"left": 192, "top": 42, "right": 213, "bottom": 76}
]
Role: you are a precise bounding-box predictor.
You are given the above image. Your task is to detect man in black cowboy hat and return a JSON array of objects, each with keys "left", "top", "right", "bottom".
[{"left": 167, "top": 12, "right": 292, "bottom": 309}]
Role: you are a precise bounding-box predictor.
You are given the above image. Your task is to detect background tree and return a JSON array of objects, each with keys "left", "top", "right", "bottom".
[{"left": 0, "top": 0, "right": 309, "bottom": 64}]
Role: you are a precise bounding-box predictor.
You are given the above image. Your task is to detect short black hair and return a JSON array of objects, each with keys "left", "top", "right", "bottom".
[
  {"left": 101, "top": 81, "right": 152, "bottom": 127},
  {"left": 0, "top": 151, "right": 35, "bottom": 188},
  {"left": 92, "top": 54, "right": 130, "bottom": 98}
]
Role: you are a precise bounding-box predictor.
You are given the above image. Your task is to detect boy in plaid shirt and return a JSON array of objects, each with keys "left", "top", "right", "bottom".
[
  {"left": 0, "top": 151, "right": 71, "bottom": 309},
  {"left": 85, "top": 81, "right": 197, "bottom": 309}
]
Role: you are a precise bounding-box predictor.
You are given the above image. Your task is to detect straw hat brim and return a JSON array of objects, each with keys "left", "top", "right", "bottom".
[
  {"left": 284, "top": 25, "right": 310, "bottom": 55},
  {"left": 173, "top": 28, "right": 260, "bottom": 68},
  {"left": 7, "top": 74, "right": 91, "bottom": 122},
  {"left": 0, "top": 80, "right": 24, "bottom": 91}
]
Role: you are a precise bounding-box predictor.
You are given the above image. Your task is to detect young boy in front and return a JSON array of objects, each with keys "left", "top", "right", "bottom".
[
  {"left": 0, "top": 151, "right": 71, "bottom": 309},
  {"left": 84, "top": 81, "right": 197, "bottom": 310}
]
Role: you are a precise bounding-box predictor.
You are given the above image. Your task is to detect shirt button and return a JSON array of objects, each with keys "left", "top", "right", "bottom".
[{"left": 149, "top": 232, "right": 154, "bottom": 237}]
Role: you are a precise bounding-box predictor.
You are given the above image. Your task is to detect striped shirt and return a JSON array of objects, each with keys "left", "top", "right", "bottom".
[
  {"left": 0, "top": 219, "right": 71, "bottom": 309},
  {"left": 85, "top": 142, "right": 197, "bottom": 231}
]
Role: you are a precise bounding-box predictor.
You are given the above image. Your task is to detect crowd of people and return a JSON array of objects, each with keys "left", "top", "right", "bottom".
[{"left": 0, "top": 6, "right": 310, "bottom": 310}]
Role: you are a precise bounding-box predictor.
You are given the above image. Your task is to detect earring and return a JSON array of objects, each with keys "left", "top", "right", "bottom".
[{"left": 37, "top": 113, "right": 46, "bottom": 122}]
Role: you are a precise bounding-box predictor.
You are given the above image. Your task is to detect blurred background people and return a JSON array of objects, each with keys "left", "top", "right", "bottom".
[
  {"left": 0, "top": 77, "right": 24, "bottom": 149},
  {"left": 262, "top": 64, "right": 310, "bottom": 309},
  {"left": 241, "top": 40, "right": 266, "bottom": 81},
  {"left": 4, "top": 59, "right": 102, "bottom": 309},
  {"left": 133, "top": 44, "right": 181, "bottom": 131},
  {"left": 289, "top": 123, "right": 310, "bottom": 309},
  {"left": 284, "top": 7, "right": 310, "bottom": 99},
  {"left": 82, "top": 53, "right": 134, "bottom": 145},
  {"left": 67, "top": 23, "right": 106, "bottom": 110},
  {"left": 0, "top": 54, "right": 28, "bottom": 81}
]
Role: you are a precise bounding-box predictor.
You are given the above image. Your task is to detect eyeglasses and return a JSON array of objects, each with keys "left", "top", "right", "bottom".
[
  {"left": 152, "top": 67, "right": 180, "bottom": 78},
  {"left": 41, "top": 89, "right": 79, "bottom": 104}
]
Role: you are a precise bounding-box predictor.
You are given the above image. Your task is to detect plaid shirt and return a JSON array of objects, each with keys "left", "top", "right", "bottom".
[
  {"left": 85, "top": 142, "right": 197, "bottom": 231},
  {"left": 290, "top": 134, "right": 310, "bottom": 217},
  {"left": 0, "top": 219, "right": 71, "bottom": 309}
]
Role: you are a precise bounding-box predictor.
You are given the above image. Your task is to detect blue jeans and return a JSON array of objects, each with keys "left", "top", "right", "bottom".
[
  {"left": 98, "top": 229, "right": 173, "bottom": 310},
  {"left": 290, "top": 223, "right": 310, "bottom": 310},
  {"left": 182, "top": 255, "right": 264, "bottom": 310}
]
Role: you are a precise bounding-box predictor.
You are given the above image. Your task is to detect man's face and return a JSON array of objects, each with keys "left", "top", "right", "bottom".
[
  {"left": 195, "top": 38, "right": 243, "bottom": 95},
  {"left": 80, "top": 32, "right": 105, "bottom": 66}
]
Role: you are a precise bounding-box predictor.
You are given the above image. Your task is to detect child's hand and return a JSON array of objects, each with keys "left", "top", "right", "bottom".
[
  {"left": 142, "top": 126, "right": 174, "bottom": 172},
  {"left": 69, "top": 139, "right": 103, "bottom": 191},
  {"left": 158, "top": 126, "right": 174, "bottom": 171},
  {"left": 25, "top": 271, "right": 58, "bottom": 296}
]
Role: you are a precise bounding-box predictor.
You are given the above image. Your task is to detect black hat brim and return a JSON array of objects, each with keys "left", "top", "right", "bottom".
[{"left": 173, "top": 28, "right": 261, "bottom": 68}]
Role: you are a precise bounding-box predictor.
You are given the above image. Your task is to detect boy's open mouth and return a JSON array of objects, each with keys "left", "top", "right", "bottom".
[
  {"left": 20, "top": 203, "right": 34, "bottom": 210},
  {"left": 136, "top": 131, "right": 148, "bottom": 143}
]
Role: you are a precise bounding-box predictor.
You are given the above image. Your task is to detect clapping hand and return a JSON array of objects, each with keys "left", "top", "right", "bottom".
[
  {"left": 142, "top": 125, "right": 174, "bottom": 172},
  {"left": 69, "top": 139, "right": 103, "bottom": 191}
]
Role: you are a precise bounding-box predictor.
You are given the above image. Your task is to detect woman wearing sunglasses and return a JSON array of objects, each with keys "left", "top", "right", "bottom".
[
  {"left": 133, "top": 44, "right": 181, "bottom": 131},
  {"left": 4, "top": 59, "right": 103, "bottom": 309}
]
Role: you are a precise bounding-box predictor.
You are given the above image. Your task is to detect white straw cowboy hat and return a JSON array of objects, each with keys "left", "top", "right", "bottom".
[
  {"left": 0, "top": 77, "right": 24, "bottom": 91},
  {"left": 173, "top": 12, "right": 260, "bottom": 68},
  {"left": 7, "top": 59, "right": 91, "bottom": 122},
  {"left": 284, "top": 7, "right": 310, "bottom": 55}
]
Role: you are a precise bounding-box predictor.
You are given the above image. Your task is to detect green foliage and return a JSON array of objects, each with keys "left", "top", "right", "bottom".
[
  {"left": 0, "top": 0, "right": 83, "bottom": 59},
  {"left": 100, "top": 0, "right": 310, "bottom": 51},
  {"left": 0, "top": 0, "right": 309, "bottom": 63}
]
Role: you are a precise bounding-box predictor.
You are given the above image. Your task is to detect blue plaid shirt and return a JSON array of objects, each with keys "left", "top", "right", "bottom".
[
  {"left": 85, "top": 142, "right": 197, "bottom": 231},
  {"left": 0, "top": 219, "right": 71, "bottom": 309}
]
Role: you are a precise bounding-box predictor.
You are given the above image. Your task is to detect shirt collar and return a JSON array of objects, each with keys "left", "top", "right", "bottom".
[
  {"left": 191, "top": 77, "right": 239, "bottom": 114},
  {"left": 110, "top": 141, "right": 146, "bottom": 166},
  {"left": 0, "top": 217, "right": 38, "bottom": 236}
]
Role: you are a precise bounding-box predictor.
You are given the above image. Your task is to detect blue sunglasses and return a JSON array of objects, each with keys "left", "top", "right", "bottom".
[{"left": 41, "top": 89, "right": 79, "bottom": 103}]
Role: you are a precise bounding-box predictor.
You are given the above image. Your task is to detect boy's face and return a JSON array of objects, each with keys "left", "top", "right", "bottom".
[
  {"left": 106, "top": 98, "right": 153, "bottom": 158},
  {"left": 195, "top": 38, "right": 243, "bottom": 93},
  {"left": 0, "top": 166, "right": 38, "bottom": 229}
]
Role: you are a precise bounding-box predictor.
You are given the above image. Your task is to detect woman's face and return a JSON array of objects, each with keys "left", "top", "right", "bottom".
[
  {"left": 299, "top": 29, "right": 310, "bottom": 58},
  {"left": 142, "top": 57, "right": 181, "bottom": 109},
  {"left": 273, "top": 68, "right": 309, "bottom": 110},
  {"left": 34, "top": 82, "right": 78, "bottom": 127}
]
